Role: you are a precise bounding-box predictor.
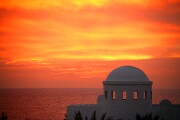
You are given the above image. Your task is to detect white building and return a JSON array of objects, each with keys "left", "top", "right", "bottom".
[{"left": 67, "top": 66, "right": 180, "bottom": 120}]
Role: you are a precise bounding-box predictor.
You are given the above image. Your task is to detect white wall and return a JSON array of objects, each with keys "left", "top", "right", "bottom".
[{"left": 103, "top": 83, "right": 152, "bottom": 120}]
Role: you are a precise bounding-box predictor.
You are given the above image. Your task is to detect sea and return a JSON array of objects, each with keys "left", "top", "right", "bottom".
[{"left": 0, "top": 88, "right": 180, "bottom": 120}]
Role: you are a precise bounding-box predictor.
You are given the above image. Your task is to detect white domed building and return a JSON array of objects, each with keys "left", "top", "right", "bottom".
[{"left": 67, "top": 66, "right": 180, "bottom": 120}]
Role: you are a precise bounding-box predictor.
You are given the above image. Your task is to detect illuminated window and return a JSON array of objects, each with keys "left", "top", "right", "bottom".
[
  {"left": 143, "top": 91, "right": 147, "bottom": 100},
  {"left": 122, "top": 91, "right": 127, "bottom": 100},
  {"left": 112, "top": 91, "right": 116, "bottom": 100},
  {"left": 133, "top": 91, "right": 138, "bottom": 100},
  {"left": 105, "top": 91, "right": 107, "bottom": 99}
]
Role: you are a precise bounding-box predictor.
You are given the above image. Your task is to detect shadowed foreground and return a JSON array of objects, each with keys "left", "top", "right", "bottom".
[
  {"left": 1, "top": 111, "right": 164, "bottom": 120},
  {"left": 1, "top": 112, "right": 8, "bottom": 120},
  {"left": 65, "top": 111, "right": 164, "bottom": 120}
]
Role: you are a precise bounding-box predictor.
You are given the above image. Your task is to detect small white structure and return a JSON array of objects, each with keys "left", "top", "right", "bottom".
[{"left": 67, "top": 66, "right": 180, "bottom": 120}]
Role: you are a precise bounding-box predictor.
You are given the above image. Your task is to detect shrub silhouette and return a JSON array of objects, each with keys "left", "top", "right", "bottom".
[
  {"left": 136, "top": 113, "right": 164, "bottom": 120},
  {"left": 90, "top": 111, "right": 96, "bottom": 120},
  {"left": 74, "top": 111, "right": 83, "bottom": 120},
  {"left": 70, "top": 111, "right": 164, "bottom": 120},
  {"left": 64, "top": 113, "right": 67, "bottom": 120},
  {"left": 1, "top": 112, "right": 8, "bottom": 120},
  {"left": 72, "top": 111, "right": 110, "bottom": 120}
]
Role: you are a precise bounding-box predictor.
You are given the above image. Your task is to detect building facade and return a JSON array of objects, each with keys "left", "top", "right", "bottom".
[{"left": 67, "top": 66, "right": 180, "bottom": 120}]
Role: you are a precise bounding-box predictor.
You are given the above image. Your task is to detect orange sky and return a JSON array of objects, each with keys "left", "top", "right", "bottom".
[{"left": 0, "top": 0, "right": 180, "bottom": 88}]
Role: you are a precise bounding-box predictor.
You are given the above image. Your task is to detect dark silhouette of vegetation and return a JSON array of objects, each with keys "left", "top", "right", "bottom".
[
  {"left": 1, "top": 112, "right": 8, "bottom": 120},
  {"left": 100, "top": 113, "right": 107, "bottom": 120},
  {"left": 70, "top": 111, "right": 164, "bottom": 120},
  {"left": 74, "top": 111, "right": 83, "bottom": 120},
  {"left": 72, "top": 111, "right": 115, "bottom": 120},
  {"left": 1, "top": 111, "right": 164, "bottom": 120},
  {"left": 64, "top": 113, "right": 67, "bottom": 120},
  {"left": 136, "top": 113, "right": 164, "bottom": 120},
  {"left": 90, "top": 111, "right": 96, "bottom": 120}
]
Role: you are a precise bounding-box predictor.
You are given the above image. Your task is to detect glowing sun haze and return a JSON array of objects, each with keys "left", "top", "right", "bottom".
[{"left": 0, "top": 0, "right": 180, "bottom": 88}]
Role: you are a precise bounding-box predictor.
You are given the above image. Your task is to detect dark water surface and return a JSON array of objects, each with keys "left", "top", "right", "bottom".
[{"left": 0, "top": 88, "right": 179, "bottom": 120}]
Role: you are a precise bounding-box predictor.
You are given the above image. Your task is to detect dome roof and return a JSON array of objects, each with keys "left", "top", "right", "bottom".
[{"left": 106, "top": 66, "right": 149, "bottom": 81}]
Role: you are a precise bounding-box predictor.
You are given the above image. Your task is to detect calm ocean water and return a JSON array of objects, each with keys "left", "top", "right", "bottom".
[{"left": 0, "top": 88, "right": 180, "bottom": 120}]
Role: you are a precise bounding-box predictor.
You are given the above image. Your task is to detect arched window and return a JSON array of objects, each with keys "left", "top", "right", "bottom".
[
  {"left": 122, "top": 91, "right": 127, "bottom": 100},
  {"left": 133, "top": 91, "right": 138, "bottom": 100}
]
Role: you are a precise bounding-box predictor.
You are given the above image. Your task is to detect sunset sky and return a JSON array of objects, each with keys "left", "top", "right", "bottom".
[{"left": 0, "top": 0, "right": 179, "bottom": 88}]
